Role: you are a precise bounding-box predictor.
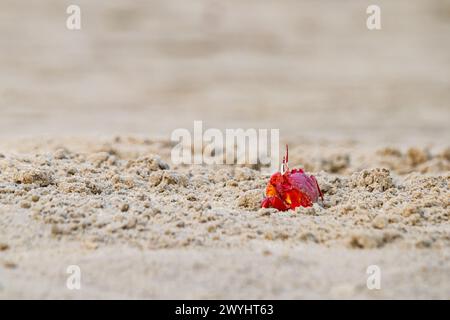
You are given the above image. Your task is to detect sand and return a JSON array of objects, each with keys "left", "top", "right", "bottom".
[
  {"left": 0, "top": 137, "right": 448, "bottom": 299},
  {"left": 0, "top": 0, "right": 449, "bottom": 299}
]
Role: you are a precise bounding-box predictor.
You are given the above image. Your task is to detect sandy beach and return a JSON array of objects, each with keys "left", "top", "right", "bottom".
[{"left": 0, "top": 0, "right": 449, "bottom": 299}]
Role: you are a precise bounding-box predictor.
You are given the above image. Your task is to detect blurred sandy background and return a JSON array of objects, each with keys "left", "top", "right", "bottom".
[
  {"left": 1, "top": 0, "right": 449, "bottom": 143},
  {"left": 0, "top": 0, "right": 449, "bottom": 300}
]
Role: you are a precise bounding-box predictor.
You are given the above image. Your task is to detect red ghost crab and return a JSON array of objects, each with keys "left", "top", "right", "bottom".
[{"left": 261, "top": 145, "right": 323, "bottom": 211}]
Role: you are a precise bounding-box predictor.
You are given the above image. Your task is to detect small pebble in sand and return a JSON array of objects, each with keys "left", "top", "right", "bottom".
[
  {"left": 257, "top": 208, "right": 273, "bottom": 217},
  {"left": 20, "top": 201, "right": 31, "bottom": 209},
  {"left": 88, "top": 152, "right": 110, "bottom": 166},
  {"left": 299, "top": 232, "right": 319, "bottom": 243},
  {"left": 407, "top": 148, "right": 429, "bottom": 166},
  {"left": 125, "top": 217, "right": 137, "bottom": 229},
  {"left": 121, "top": 203, "right": 130, "bottom": 212},
  {"left": 31, "top": 195, "right": 40, "bottom": 202},
  {"left": 13, "top": 169, "right": 53, "bottom": 187},
  {"left": 176, "top": 221, "right": 186, "bottom": 228},
  {"left": 149, "top": 171, "right": 164, "bottom": 186},
  {"left": 402, "top": 206, "right": 419, "bottom": 217},
  {"left": 372, "top": 215, "right": 388, "bottom": 229},
  {"left": 0, "top": 243, "right": 9, "bottom": 251},
  {"left": 82, "top": 241, "right": 99, "bottom": 250},
  {"left": 162, "top": 171, "right": 189, "bottom": 186},
  {"left": 226, "top": 180, "right": 238, "bottom": 187},
  {"left": 3, "top": 261, "right": 17, "bottom": 269},
  {"left": 51, "top": 224, "right": 64, "bottom": 235},
  {"left": 128, "top": 155, "right": 169, "bottom": 172},
  {"left": 186, "top": 194, "right": 198, "bottom": 201},
  {"left": 53, "top": 148, "right": 69, "bottom": 160},
  {"left": 348, "top": 232, "right": 381, "bottom": 249}
]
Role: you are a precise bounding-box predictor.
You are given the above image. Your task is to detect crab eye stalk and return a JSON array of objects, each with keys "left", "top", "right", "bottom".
[{"left": 281, "top": 144, "right": 289, "bottom": 174}]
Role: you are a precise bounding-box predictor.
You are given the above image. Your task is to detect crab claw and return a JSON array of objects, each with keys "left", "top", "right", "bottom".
[{"left": 261, "top": 196, "right": 289, "bottom": 211}]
